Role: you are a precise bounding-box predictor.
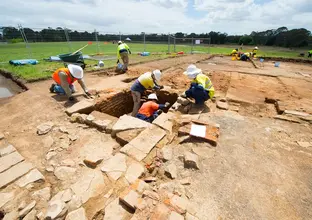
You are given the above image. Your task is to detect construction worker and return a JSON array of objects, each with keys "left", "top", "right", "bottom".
[
  {"left": 252, "top": 46, "right": 259, "bottom": 55},
  {"left": 136, "top": 93, "right": 170, "bottom": 123},
  {"left": 117, "top": 41, "right": 131, "bottom": 72},
  {"left": 130, "top": 70, "right": 163, "bottom": 117},
  {"left": 240, "top": 52, "right": 253, "bottom": 61},
  {"left": 230, "top": 48, "right": 239, "bottom": 56},
  {"left": 182, "top": 64, "right": 214, "bottom": 105},
  {"left": 50, "top": 64, "right": 91, "bottom": 101},
  {"left": 308, "top": 50, "right": 312, "bottom": 58}
]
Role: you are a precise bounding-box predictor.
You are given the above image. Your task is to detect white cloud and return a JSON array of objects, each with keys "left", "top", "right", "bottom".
[{"left": 0, "top": 0, "right": 311, "bottom": 34}]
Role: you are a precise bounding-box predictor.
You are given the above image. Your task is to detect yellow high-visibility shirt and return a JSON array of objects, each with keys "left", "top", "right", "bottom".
[
  {"left": 231, "top": 49, "right": 238, "bottom": 55},
  {"left": 138, "top": 72, "right": 155, "bottom": 89},
  {"left": 117, "top": 43, "right": 130, "bottom": 59},
  {"left": 244, "top": 52, "right": 251, "bottom": 57},
  {"left": 192, "top": 73, "right": 215, "bottom": 98}
]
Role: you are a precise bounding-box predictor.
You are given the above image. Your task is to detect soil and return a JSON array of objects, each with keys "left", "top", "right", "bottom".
[{"left": 0, "top": 54, "right": 311, "bottom": 219}]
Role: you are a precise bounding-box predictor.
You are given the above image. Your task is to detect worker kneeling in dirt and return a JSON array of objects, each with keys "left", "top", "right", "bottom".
[
  {"left": 130, "top": 70, "right": 163, "bottom": 116},
  {"left": 117, "top": 41, "right": 131, "bottom": 73},
  {"left": 136, "top": 93, "right": 170, "bottom": 123},
  {"left": 182, "top": 64, "right": 215, "bottom": 105},
  {"left": 240, "top": 52, "right": 253, "bottom": 61},
  {"left": 50, "top": 64, "right": 91, "bottom": 101}
]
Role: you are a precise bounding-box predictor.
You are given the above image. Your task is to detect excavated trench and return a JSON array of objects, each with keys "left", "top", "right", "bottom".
[
  {"left": 0, "top": 70, "right": 28, "bottom": 99},
  {"left": 94, "top": 89, "right": 178, "bottom": 118}
]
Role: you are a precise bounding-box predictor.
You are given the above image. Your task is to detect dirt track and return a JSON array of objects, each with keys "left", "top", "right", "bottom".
[{"left": 0, "top": 54, "right": 311, "bottom": 219}]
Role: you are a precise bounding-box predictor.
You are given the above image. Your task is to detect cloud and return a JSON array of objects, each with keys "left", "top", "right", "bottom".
[{"left": 0, "top": 0, "right": 311, "bottom": 35}]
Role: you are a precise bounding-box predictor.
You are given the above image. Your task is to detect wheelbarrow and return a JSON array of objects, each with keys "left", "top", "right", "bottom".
[{"left": 58, "top": 51, "right": 85, "bottom": 68}]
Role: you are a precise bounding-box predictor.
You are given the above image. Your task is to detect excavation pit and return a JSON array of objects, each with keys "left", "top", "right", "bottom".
[{"left": 94, "top": 89, "right": 178, "bottom": 118}]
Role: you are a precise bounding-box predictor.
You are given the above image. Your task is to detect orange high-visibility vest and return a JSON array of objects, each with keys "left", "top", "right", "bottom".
[{"left": 52, "top": 68, "right": 76, "bottom": 85}]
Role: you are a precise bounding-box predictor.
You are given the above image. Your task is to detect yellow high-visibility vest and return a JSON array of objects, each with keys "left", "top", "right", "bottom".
[
  {"left": 138, "top": 72, "right": 155, "bottom": 89},
  {"left": 117, "top": 43, "right": 130, "bottom": 59},
  {"left": 192, "top": 73, "right": 215, "bottom": 98}
]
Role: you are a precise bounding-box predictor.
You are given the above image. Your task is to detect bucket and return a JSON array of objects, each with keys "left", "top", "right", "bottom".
[
  {"left": 231, "top": 56, "right": 236, "bottom": 61},
  {"left": 260, "top": 58, "right": 264, "bottom": 63},
  {"left": 141, "top": 52, "right": 150, "bottom": 56},
  {"left": 98, "top": 60, "right": 104, "bottom": 67},
  {"left": 274, "top": 62, "right": 280, "bottom": 67},
  {"left": 117, "top": 63, "right": 123, "bottom": 70},
  {"left": 177, "top": 51, "right": 184, "bottom": 55}
]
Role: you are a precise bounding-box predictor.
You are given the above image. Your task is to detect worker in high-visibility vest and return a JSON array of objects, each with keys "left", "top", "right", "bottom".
[
  {"left": 230, "top": 48, "right": 239, "bottom": 56},
  {"left": 182, "top": 64, "right": 215, "bottom": 105},
  {"left": 117, "top": 41, "right": 131, "bottom": 72},
  {"left": 50, "top": 64, "right": 91, "bottom": 101},
  {"left": 308, "top": 50, "right": 312, "bottom": 58},
  {"left": 130, "top": 70, "right": 163, "bottom": 116},
  {"left": 240, "top": 52, "right": 253, "bottom": 61},
  {"left": 136, "top": 93, "right": 170, "bottom": 123},
  {"left": 252, "top": 46, "right": 259, "bottom": 56}
]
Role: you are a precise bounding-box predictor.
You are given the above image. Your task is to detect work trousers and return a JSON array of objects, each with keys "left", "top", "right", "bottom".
[
  {"left": 185, "top": 83, "right": 209, "bottom": 105},
  {"left": 131, "top": 91, "right": 141, "bottom": 117},
  {"left": 120, "top": 51, "right": 129, "bottom": 70}
]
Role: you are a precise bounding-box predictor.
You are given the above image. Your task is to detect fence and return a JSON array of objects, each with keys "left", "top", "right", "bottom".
[{"left": 0, "top": 25, "right": 211, "bottom": 61}]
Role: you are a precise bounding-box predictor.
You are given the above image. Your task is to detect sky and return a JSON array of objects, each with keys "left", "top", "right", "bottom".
[{"left": 0, "top": 0, "right": 311, "bottom": 35}]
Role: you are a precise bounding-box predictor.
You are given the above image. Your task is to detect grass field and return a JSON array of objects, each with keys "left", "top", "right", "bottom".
[{"left": 0, "top": 41, "right": 309, "bottom": 81}]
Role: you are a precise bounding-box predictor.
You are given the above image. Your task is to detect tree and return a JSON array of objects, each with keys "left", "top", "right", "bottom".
[{"left": 239, "top": 35, "right": 253, "bottom": 45}]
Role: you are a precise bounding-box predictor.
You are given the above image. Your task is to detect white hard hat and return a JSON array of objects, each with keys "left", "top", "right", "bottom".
[
  {"left": 68, "top": 64, "right": 83, "bottom": 79},
  {"left": 254, "top": 46, "right": 259, "bottom": 50},
  {"left": 183, "top": 64, "right": 201, "bottom": 79},
  {"left": 152, "top": 70, "right": 162, "bottom": 82},
  {"left": 148, "top": 93, "right": 158, "bottom": 100},
  {"left": 118, "top": 41, "right": 122, "bottom": 44}
]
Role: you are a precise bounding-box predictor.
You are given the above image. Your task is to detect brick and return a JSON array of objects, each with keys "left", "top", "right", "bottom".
[
  {"left": 121, "top": 126, "right": 166, "bottom": 161},
  {"left": 65, "top": 99, "right": 94, "bottom": 115},
  {"left": 0, "top": 151, "right": 24, "bottom": 173},
  {"left": 0, "top": 161, "right": 33, "bottom": 188}
]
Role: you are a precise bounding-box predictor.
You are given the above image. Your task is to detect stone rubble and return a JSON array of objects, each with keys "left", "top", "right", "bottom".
[
  {"left": 65, "top": 207, "right": 87, "bottom": 220},
  {"left": 0, "top": 132, "right": 4, "bottom": 140},
  {"left": 0, "top": 144, "right": 16, "bottom": 157},
  {"left": 169, "top": 211, "right": 184, "bottom": 220},
  {"left": 45, "top": 199, "right": 67, "bottom": 220},
  {"left": 0, "top": 191, "right": 15, "bottom": 208},
  {"left": 19, "top": 200, "right": 36, "bottom": 218},
  {"left": 32, "top": 187, "right": 51, "bottom": 201},
  {"left": 125, "top": 162, "right": 145, "bottom": 184},
  {"left": 101, "top": 153, "right": 127, "bottom": 181},
  {"left": 103, "top": 198, "right": 128, "bottom": 220},
  {"left": 161, "top": 146, "right": 173, "bottom": 162},
  {"left": 0, "top": 151, "right": 24, "bottom": 173},
  {"left": 65, "top": 99, "right": 94, "bottom": 116},
  {"left": 119, "top": 189, "right": 139, "bottom": 211},
  {"left": 216, "top": 100, "right": 229, "bottom": 110},
  {"left": 37, "top": 122, "right": 54, "bottom": 135},
  {"left": 54, "top": 166, "right": 76, "bottom": 180},
  {"left": 165, "top": 163, "right": 178, "bottom": 179},
  {"left": 184, "top": 152, "right": 200, "bottom": 169}
]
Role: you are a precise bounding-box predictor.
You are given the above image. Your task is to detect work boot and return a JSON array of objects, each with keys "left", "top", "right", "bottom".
[{"left": 49, "top": 84, "right": 56, "bottom": 93}]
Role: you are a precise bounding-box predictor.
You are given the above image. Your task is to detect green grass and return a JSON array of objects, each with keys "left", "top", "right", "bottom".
[{"left": 0, "top": 41, "right": 310, "bottom": 81}]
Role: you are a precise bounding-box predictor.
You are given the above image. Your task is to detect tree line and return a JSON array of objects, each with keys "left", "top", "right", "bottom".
[{"left": 0, "top": 26, "right": 311, "bottom": 48}]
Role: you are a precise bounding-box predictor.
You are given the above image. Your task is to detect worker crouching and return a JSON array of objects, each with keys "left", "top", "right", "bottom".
[
  {"left": 130, "top": 70, "right": 163, "bottom": 116},
  {"left": 50, "top": 64, "right": 91, "bottom": 101},
  {"left": 117, "top": 41, "right": 131, "bottom": 73},
  {"left": 136, "top": 93, "right": 170, "bottom": 123},
  {"left": 182, "top": 65, "right": 215, "bottom": 105}
]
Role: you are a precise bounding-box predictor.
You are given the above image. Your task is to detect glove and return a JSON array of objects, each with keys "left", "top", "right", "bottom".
[
  {"left": 165, "top": 102, "right": 170, "bottom": 108},
  {"left": 116, "top": 59, "right": 119, "bottom": 64}
]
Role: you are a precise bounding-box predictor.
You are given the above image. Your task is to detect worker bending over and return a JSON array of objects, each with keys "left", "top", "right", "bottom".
[
  {"left": 252, "top": 46, "right": 259, "bottom": 56},
  {"left": 230, "top": 48, "right": 239, "bottom": 56},
  {"left": 50, "top": 64, "right": 91, "bottom": 101},
  {"left": 240, "top": 52, "right": 253, "bottom": 61},
  {"left": 182, "top": 65, "right": 215, "bottom": 105},
  {"left": 130, "top": 70, "right": 163, "bottom": 116},
  {"left": 117, "top": 41, "right": 131, "bottom": 72},
  {"left": 136, "top": 93, "right": 170, "bottom": 123}
]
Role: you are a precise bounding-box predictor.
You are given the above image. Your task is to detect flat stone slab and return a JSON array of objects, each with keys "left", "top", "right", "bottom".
[
  {"left": 16, "top": 169, "right": 45, "bottom": 187},
  {"left": 119, "top": 189, "right": 139, "bottom": 211},
  {"left": 0, "top": 191, "right": 15, "bottom": 208},
  {"left": 284, "top": 110, "right": 310, "bottom": 117},
  {"left": 216, "top": 101, "right": 229, "bottom": 110},
  {"left": 116, "top": 129, "right": 144, "bottom": 146},
  {"left": 152, "top": 113, "right": 174, "bottom": 133},
  {"left": 101, "top": 153, "right": 127, "bottom": 181},
  {"left": 274, "top": 115, "right": 301, "bottom": 123},
  {"left": 121, "top": 126, "right": 166, "bottom": 161},
  {"left": 32, "top": 187, "right": 51, "bottom": 202},
  {"left": 19, "top": 200, "right": 36, "bottom": 218},
  {"left": 125, "top": 162, "right": 145, "bottom": 184},
  {"left": 54, "top": 166, "right": 76, "bottom": 180},
  {"left": 71, "top": 170, "right": 105, "bottom": 204},
  {"left": 0, "top": 151, "right": 24, "bottom": 173},
  {"left": 112, "top": 115, "right": 150, "bottom": 137},
  {"left": 65, "top": 207, "right": 87, "bottom": 220},
  {"left": 90, "top": 111, "right": 118, "bottom": 122},
  {"left": 0, "top": 161, "right": 34, "bottom": 188},
  {"left": 65, "top": 99, "right": 95, "bottom": 116},
  {"left": 0, "top": 144, "right": 16, "bottom": 157},
  {"left": 104, "top": 198, "right": 128, "bottom": 220}
]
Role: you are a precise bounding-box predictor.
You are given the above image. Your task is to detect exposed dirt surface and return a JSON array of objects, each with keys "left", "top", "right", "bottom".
[{"left": 0, "top": 54, "right": 311, "bottom": 220}]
